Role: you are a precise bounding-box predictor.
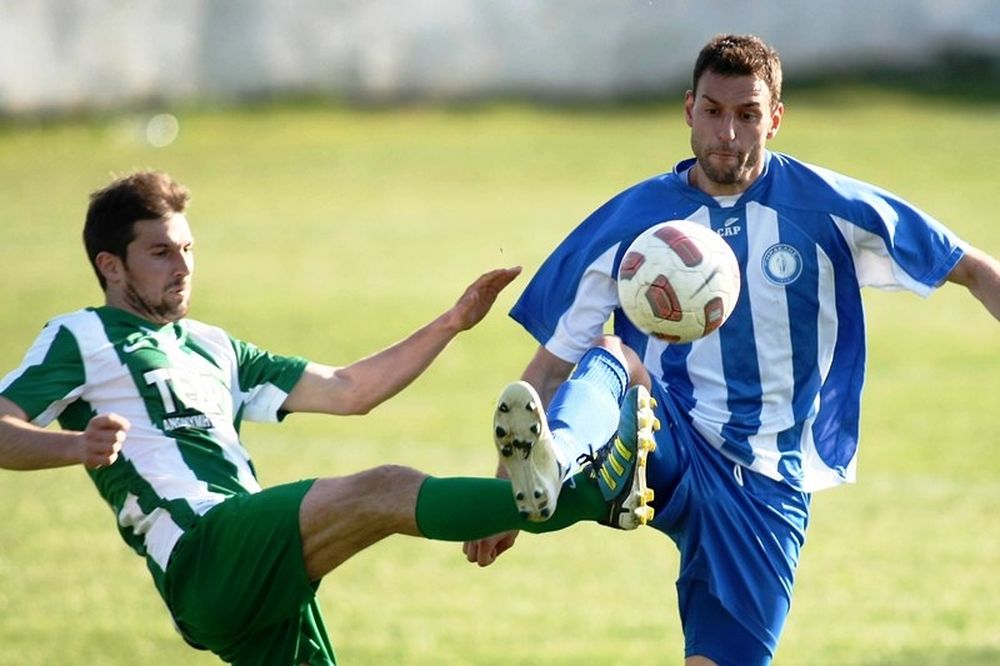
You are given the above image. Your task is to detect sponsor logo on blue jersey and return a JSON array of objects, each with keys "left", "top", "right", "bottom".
[{"left": 719, "top": 216, "right": 742, "bottom": 237}]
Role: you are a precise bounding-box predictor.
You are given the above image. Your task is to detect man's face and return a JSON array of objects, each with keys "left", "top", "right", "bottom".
[
  {"left": 101, "top": 213, "right": 194, "bottom": 323},
  {"left": 684, "top": 71, "right": 783, "bottom": 196}
]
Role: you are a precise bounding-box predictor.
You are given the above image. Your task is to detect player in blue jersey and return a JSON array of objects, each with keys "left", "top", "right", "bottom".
[
  {"left": 0, "top": 171, "right": 652, "bottom": 665},
  {"left": 463, "top": 34, "right": 1000, "bottom": 665}
]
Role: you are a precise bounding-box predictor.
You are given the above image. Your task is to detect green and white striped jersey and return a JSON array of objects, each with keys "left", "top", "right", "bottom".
[{"left": 0, "top": 306, "right": 308, "bottom": 577}]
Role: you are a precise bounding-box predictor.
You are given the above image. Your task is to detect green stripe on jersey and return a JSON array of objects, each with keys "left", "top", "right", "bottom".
[{"left": 0, "top": 324, "right": 85, "bottom": 421}]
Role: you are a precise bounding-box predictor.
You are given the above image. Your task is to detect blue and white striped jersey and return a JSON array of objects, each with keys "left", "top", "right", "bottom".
[{"left": 511, "top": 151, "right": 966, "bottom": 492}]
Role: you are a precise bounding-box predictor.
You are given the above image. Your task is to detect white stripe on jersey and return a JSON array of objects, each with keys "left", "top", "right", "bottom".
[
  {"left": 119, "top": 496, "right": 183, "bottom": 571},
  {"left": 681, "top": 209, "right": 732, "bottom": 447},
  {"left": 743, "top": 204, "right": 795, "bottom": 478}
]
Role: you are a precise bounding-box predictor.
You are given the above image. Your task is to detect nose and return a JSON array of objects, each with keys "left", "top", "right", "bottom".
[
  {"left": 717, "top": 113, "right": 736, "bottom": 141},
  {"left": 174, "top": 250, "right": 193, "bottom": 276}
]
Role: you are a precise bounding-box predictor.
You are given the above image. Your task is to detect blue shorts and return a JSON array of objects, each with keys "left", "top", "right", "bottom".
[{"left": 646, "top": 384, "right": 810, "bottom": 663}]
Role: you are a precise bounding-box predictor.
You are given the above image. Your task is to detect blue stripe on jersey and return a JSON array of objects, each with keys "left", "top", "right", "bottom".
[
  {"left": 710, "top": 205, "right": 761, "bottom": 466},
  {"left": 812, "top": 223, "right": 865, "bottom": 473}
]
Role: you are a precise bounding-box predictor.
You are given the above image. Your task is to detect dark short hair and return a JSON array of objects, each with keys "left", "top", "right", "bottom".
[
  {"left": 692, "top": 34, "right": 783, "bottom": 108},
  {"left": 83, "top": 171, "right": 190, "bottom": 289}
]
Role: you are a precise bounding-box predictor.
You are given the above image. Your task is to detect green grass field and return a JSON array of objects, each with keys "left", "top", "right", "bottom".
[{"left": 0, "top": 88, "right": 998, "bottom": 665}]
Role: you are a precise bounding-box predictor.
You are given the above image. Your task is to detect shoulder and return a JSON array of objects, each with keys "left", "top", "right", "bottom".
[
  {"left": 764, "top": 152, "right": 920, "bottom": 222},
  {"left": 179, "top": 317, "right": 242, "bottom": 358},
  {"left": 580, "top": 167, "right": 698, "bottom": 239},
  {"left": 44, "top": 308, "right": 100, "bottom": 329},
  {"left": 182, "top": 317, "right": 229, "bottom": 341},
  {"left": 34, "top": 308, "right": 105, "bottom": 349}
]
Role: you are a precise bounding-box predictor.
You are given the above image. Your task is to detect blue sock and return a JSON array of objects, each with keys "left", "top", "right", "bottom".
[{"left": 547, "top": 347, "right": 629, "bottom": 470}]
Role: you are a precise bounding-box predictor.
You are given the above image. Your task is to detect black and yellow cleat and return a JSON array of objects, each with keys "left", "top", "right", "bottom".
[{"left": 578, "top": 385, "right": 659, "bottom": 530}]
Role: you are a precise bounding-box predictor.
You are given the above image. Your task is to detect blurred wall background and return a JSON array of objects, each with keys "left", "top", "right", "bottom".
[{"left": 1, "top": 0, "right": 998, "bottom": 115}]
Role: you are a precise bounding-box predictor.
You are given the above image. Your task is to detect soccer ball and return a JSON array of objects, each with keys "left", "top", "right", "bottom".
[{"left": 617, "top": 220, "right": 741, "bottom": 343}]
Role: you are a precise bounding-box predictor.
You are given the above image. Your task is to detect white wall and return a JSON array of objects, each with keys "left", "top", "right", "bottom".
[{"left": 1, "top": 0, "right": 997, "bottom": 114}]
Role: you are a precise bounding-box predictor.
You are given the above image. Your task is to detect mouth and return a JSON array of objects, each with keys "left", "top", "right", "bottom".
[{"left": 709, "top": 150, "right": 740, "bottom": 161}]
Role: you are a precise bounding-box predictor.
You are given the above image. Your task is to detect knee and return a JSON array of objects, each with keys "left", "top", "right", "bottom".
[
  {"left": 589, "top": 335, "right": 649, "bottom": 388},
  {"left": 365, "top": 463, "right": 425, "bottom": 487}
]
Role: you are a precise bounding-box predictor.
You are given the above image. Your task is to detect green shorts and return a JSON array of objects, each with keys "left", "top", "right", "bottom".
[{"left": 160, "top": 479, "right": 336, "bottom": 665}]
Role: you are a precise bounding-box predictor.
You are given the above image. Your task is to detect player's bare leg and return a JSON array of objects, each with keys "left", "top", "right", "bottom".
[
  {"left": 298, "top": 465, "right": 427, "bottom": 581},
  {"left": 493, "top": 381, "right": 564, "bottom": 521}
]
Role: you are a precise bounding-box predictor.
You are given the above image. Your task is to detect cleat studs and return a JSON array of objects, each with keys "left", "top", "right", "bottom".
[
  {"left": 498, "top": 402, "right": 510, "bottom": 413},
  {"left": 525, "top": 401, "right": 536, "bottom": 412},
  {"left": 540, "top": 508, "right": 550, "bottom": 518},
  {"left": 530, "top": 423, "right": 540, "bottom": 435},
  {"left": 643, "top": 488, "right": 655, "bottom": 502},
  {"left": 652, "top": 418, "right": 661, "bottom": 431},
  {"left": 501, "top": 444, "right": 513, "bottom": 457},
  {"left": 533, "top": 490, "right": 542, "bottom": 499},
  {"left": 515, "top": 492, "right": 525, "bottom": 501},
  {"left": 495, "top": 426, "right": 508, "bottom": 438},
  {"left": 519, "top": 510, "right": 530, "bottom": 519}
]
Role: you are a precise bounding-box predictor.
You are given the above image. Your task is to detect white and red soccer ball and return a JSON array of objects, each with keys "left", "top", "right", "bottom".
[{"left": 617, "top": 220, "right": 741, "bottom": 343}]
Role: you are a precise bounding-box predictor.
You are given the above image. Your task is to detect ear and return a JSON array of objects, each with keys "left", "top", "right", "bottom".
[
  {"left": 95, "top": 251, "right": 125, "bottom": 287},
  {"left": 684, "top": 90, "right": 695, "bottom": 128},
  {"left": 766, "top": 102, "right": 784, "bottom": 140}
]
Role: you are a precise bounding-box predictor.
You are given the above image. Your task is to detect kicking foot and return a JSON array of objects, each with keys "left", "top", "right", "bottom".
[
  {"left": 579, "top": 385, "right": 659, "bottom": 529},
  {"left": 493, "top": 381, "right": 564, "bottom": 522}
]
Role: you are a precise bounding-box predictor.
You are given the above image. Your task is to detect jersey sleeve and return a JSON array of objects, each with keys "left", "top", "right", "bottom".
[
  {"left": 510, "top": 214, "right": 623, "bottom": 363},
  {"left": 228, "top": 336, "right": 309, "bottom": 423},
  {"left": 831, "top": 177, "right": 966, "bottom": 296},
  {"left": 0, "top": 323, "right": 87, "bottom": 426}
]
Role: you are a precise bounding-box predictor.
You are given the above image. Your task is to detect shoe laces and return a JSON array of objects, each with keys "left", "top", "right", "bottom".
[{"left": 575, "top": 439, "right": 611, "bottom": 477}]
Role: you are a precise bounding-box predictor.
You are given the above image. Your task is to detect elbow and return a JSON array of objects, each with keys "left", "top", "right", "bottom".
[{"left": 335, "top": 386, "right": 377, "bottom": 416}]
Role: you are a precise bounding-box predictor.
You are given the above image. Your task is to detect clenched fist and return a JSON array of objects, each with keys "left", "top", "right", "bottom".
[{"left": 79, "top": 413, "right": 130, "bottom": 469}]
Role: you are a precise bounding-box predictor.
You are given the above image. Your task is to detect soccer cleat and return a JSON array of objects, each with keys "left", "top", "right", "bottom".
[
  {"left": 493, "top": 381, "right": 565, "bottom": 522},
  {"left": 578, "top": 384, "right": 659, "bottom": 530}
]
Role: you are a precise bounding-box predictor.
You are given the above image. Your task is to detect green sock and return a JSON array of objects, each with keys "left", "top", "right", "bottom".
[{"left": 414, "top": 471, "right": 604, "bottom": 541}]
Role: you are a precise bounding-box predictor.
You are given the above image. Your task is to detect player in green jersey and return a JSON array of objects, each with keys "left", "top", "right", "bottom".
[{"left": 0, "top": 171, "right": 652, "bottom": 665}]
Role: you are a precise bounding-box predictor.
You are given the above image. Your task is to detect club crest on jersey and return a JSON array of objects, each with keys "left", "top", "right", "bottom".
[{"left": 761, "top": 243, "right": 803, "bottom": 286}]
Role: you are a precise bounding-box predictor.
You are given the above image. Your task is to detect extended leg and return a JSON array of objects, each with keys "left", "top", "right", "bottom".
[
  {"left": 298, "top": 464, "right": 607, "bottom": 581},
  {"left": 495, "top": 335, "right": 653, "bottom": 521}
]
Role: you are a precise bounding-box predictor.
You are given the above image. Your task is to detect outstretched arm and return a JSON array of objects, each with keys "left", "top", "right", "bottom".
[
  {"left": 282, "top": 267, "right": 521, "bottom": 416},
  {"left": 947, "top": 246, "right": 1000, "bottom": 321}
]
